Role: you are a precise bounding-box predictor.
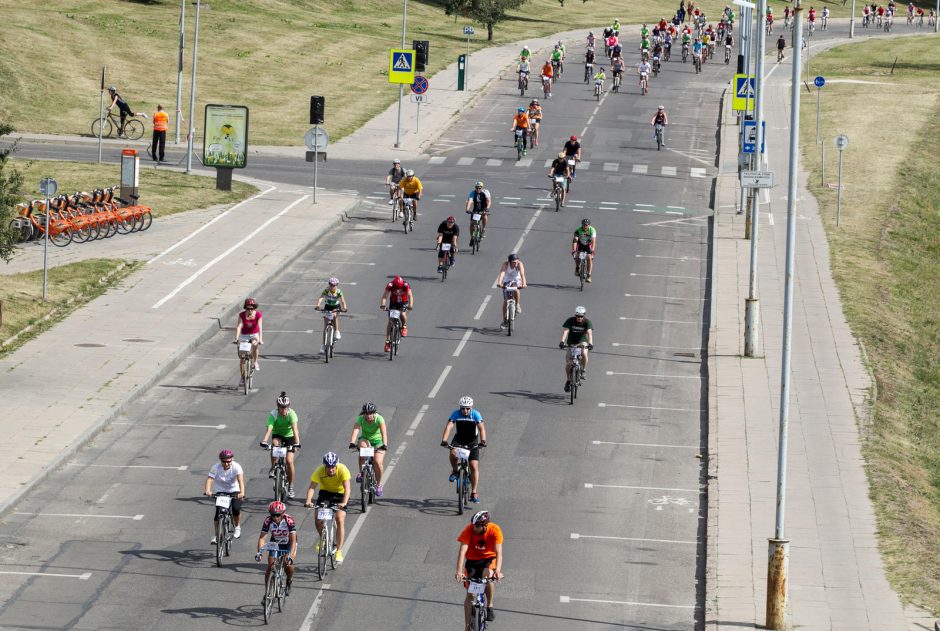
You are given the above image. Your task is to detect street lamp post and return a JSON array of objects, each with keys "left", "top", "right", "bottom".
[
  {"left": 745, "top": 0, "right": 767, "bottom": 357},
  {"left": 185, "top": 0, "right": 201, "bottom": 174},
  {"left": 394, "top": 0, "right": 407, "bottom": 148},
  {"left": 175, "top": 0, "right": 185, "bottom": 144}
]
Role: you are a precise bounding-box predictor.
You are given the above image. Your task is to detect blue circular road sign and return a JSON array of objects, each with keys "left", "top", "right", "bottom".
[
  {"left": 814, "top": 76, "right": 825, "bottom": 88},
  {"left": 411, "top": 75, "right": 429, "bottom": 95}
]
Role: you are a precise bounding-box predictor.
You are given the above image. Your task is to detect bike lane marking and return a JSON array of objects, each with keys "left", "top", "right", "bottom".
[
  {"left": 453, "top": 328, "right": 474, "bottom": 357},
  {"left": 427, "top": 365, "right": 453, "bottom": 399}
]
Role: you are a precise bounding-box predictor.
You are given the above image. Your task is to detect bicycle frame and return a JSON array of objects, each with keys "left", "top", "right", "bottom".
[{"left": 453, "top": 446, "right": 472, "bottom": 515}]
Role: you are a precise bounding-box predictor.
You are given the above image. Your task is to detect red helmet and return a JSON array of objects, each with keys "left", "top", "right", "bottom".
[
  {"left": 392, "top": 275, "right": 405, "bottom": 288},
  {"left": 569, "top": 135, "right": 578, "bottom": 141},
  {"left": 244, "top": 297, "right": 257, "bottom": 309},
  {"left": 218, "top": 449, "right": 234, "bottom": 461},
  {"left": 446, "top": 215, "right": 456, "bottom": 222},
  {"left": 268, "top": 501, "right": 286, "bottom": 516}
]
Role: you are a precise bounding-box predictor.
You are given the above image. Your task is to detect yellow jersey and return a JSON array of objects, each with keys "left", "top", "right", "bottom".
[
  {"left": 310, "top": 463, "right": 351, "bottom": 494},
  {"left": 400, "top": 176, "right": 423, "bottom": 195}
]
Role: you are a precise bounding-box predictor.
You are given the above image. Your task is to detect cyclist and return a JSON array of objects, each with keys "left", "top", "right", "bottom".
[
  {"left": 571, "top": 218, "right": 597, "bottom": 281},
  {"left": 260, "top": 391, "right": 302, "bottom": 498},
  {"left": 255, "top": 501, "right": 298, "bottom": 595},
  {"left": 303, "top": 452, "right": 350, "bottom": 564},
  {"left": 510, "top": 107, "right": 529, "bottom": 154},
  {"left": 106, "top": 86, "right": 144, "bottom": 135},
  {"left": 399, "top": 169, "right": 422, "bottom": 224},
  {"left": 586, "top": 31, "right": 596, "bottom": 48},
  {"left": 611, "top": 56, "right": 625, "bottom": 89},
  {"left": 692, "top": 37, "right": 704, "bottom": 68},
  {"left": 701, "top": 31, "right": 711, "bottom": 62},
  {"left": 593, "top": 65, "right": 607, "bottom": 96},
  {"left": 441, "top": 396, "right": 487, "bottom": 504},
  {"left": 315, "top": 277, "right": 347, "bottom": 354},
  {"left": 638, "top": 57, "right": 652, "bottom": 91},
  {"left": 640, "top": 23, "right": 651, "bottom": 40},
  {"left": 724, "top": 31, "right": 734, "bottom": 63},
  {"left": 784, "top": 4, "right": 792, "bottom": 27},
  {"left": 540, "top": 59, "right": 554, "bottom": 96},
  {"left": 437, "top": 215, "right": 460, "bottom": 274},
  {"left": 776, "top": 34, "right": 786, "bottom": 61},
  {"left": 651, "top": 42, "right": 664, "bottom": 71},
  {"left": 681, "top": 29, "right": 692, "bottom": 61},
  {"left": 559, "top": 306, "right": 594, "bottom": 392},
  {"left": 519, "top": 45, "right": 531, "bottom": 63},
  {"left": 551, "top": 42, "right": 565, "bottom": 75},
  {"left": 808, "top": 6, "right": 817, "bottom": 30},
  {"left": 381, "top": 275, "right": 414, "bottom": 353},
  {"left": 348, "top": 402, "right": 388, "bottom": 497},
  {"left": 563, "top": 135, "right": 582, "bottom": 178},
  {"left": 766, "top": 8, "right": 774, "bottom": 33},
  {"left": 386, "top": 158, "right": 406, "bottom": 205},
  {"left": 235, "top": 297, "right": 263, "bottom": 385},
  {"left": 605, "top": 32, "right": 619, "bottom": 59},
  {"left": 548, "top": 151, "right": 571, "bottom": 208},
  {"left": 205, "top": 449, "right": 245, "bottom": 544},
  {"left": 821, "top": 6, "right": 829, "bottom": 28},
  {"left": 651, "top": 105, "right": 668, "bottom": 147},
  {"left": 456, "top": 511, "right": 504, "bottom": 625},
  {"left": 612, "top": 18, "right": 621, "bottom": 34},
  {"left": 640, "top": 36, "right": 652, "bottom": 60},
  {"left": 496, "top": 253, "right": 528, "bottom": 327},
  {"left": 517, "top": 56, "right": 530, "bottom": 89},
  {"left": 527, "top": 99, "right": 542, "bottom": 146},
  {"left": 465, "top": 181, "right": 492, "bottom": 239}
]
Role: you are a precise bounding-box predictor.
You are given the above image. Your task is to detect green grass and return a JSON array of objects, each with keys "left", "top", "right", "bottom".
[
  {"left": 1, "top": 0, "right": 749, "bottom": 146},
  {"left": 0, "top": 258, "right": 139, "bottom": 356},
  {"left": 10, "top": 159, "right": 256, "bottom": 217},
  {"left": 799, "top": 35, "right": 940, "bottom": 614}
]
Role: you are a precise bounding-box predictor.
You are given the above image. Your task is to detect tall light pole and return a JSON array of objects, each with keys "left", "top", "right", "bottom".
[
  {"left": 185, "top": 0, "right": 201, "bottom": 174},
  {"left": 766, "top": 2, "right": 802, "bottom": 628},
  {"left": 745, "top": 0, "right": 767, "bottom": 357},
  {"left": 850, "top": 0, "right": 856, "bottom": 38},
  {"left": 175, "top": 0, "right": 185, "bottom": 144},
  {"left": 394, "top": 0, "right": 407, "bottom": 148}
]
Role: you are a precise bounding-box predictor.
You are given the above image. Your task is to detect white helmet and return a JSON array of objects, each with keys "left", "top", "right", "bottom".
[
  {"left": 458, "top": 396, "right": 474, "bottom": 408},
  {"left": 574, "top": 306, "right": 587, "bottom": 316},
  {"left": 523, "top": 45, "right": 530, "bottom": 51}
]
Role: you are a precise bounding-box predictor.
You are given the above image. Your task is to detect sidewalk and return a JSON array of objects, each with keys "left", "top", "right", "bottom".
[{"left": 705, "top": 57, "right": 931, "bottom": 631}]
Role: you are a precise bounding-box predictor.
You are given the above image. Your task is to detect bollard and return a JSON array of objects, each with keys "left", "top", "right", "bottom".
[
  {"left": 766, "top": 538, "right": 790, "bottom": 629},
  {"left": 744, "top": 297, "right": 760, "bottom": 356}
]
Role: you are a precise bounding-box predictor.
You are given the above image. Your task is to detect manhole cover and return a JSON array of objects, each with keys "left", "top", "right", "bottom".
[
  {"left": 75, "top": 343, "right": 106, "bottom": 348},
  {"left": 122, "top": 338, "right": 154, "bottom": 343}
]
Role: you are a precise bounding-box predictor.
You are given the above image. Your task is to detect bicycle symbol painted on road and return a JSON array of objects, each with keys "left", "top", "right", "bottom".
[{"left": 648, "top": 495, "right": 696, "bottom": 512}]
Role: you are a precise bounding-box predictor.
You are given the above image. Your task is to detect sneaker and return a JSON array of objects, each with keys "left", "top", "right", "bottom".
[
  {"left": 486, "top": 608, "right": 496, "bottom": 622},
  {"left": 239, "top": 378, "right": 245, "bottom": 386},
  {"left": 388, "top": 198, "right": 395, "bottom": 205},
  {"left": 288, "top": 485, "right": 295, "bottom": 498},
  {"left": 575, "top": 269, "right": 581, "bottom": 277},
  {"left": 234, "top": 526, "right": 242, "bottom": 539},
  {"left": 516, "top": 305, "right": 522, "bottom": 315},
  {"left": 315, "top": 542, "right": 320, "bottom": 552},
  {"left": 470, "top": 494, "right": 481, "bottom": 504},
  {"left": 356, "top": 472, "right": 363, "bottom": 483},
  {"left": 210, "top": 536, "right": 217, "bottom": 545},
  {"left": 335, "top": 331, "right": 341, "bottom": 340},
  {"left": 582, "top": 371, "right": 588, "bottom": 380},
  {"left": 437, "top": 265, "right": 443, "bottom": 273},
  {"left": 335, "top": 549, "right": 344, "bottom": 563},
  {"left": 586, "top": 275, "right": 592, "bottom": 283},
  {"left": 401, "top": 326, "right": 408, "bottom": 337},
  {"left": 500, "top": 320, "right": 508, "bottom": 329},
  {"left": 268, "top": 467, "right": 275, "bottom": 479},
  {"left": 319, "top": 345, "right": 326, "bottom": 354},
  {"left": 449, "top": 256, "right": 456, "bottom": 267},
  {"left": 384, "top": 341, "right": 391, "bottom": 352},
  {"left": 564, "top": 380, "right": 571, "bottom": 392},
  {"left": 375, "top": 485, "right": 384, "bottom": 497},
  {"left": 448, "top": 471, "right": 459, "bottom": 482},
  {"left": 254, "top": 362, "right": 261, "bottom": 372}
]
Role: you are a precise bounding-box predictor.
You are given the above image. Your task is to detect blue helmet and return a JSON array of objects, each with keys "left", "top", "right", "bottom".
[{"left": 323, "top": 451, "right": 339, "bottom": 466}]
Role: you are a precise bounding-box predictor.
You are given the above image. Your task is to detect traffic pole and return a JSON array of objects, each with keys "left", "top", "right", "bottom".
[
  {"left": 466, "top": 35, "right": 471, "bottom": 90},
  {"left": 745, "top": 0, "right": 767, "bottom": 357},
  {"left": 394, "top": 0, "right": 407, "bottom": 148},
  {"left": 185, "top": 0, "right": 201, "bottom": 174},
  {"left": 850, "top": 0, "right": 856, "bottom": 37},
  {"left": 836, "top": 146, "right": 843, "bottom": 225},
  {"left": 175, "top": 0, "right": 185, "bottom": 145},
  {"left": 42, "top": 196, "right": 49, "bottom": 303},
  {"left": 313, "top": 124, "right": 319, "bottom": 205}
]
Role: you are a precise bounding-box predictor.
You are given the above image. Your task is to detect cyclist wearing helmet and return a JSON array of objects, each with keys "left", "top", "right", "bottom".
[
  {"left": 527, "top": 99, "right": 543, "bottom": 147},
  {"left": 315, "top": 277, "right": 348, "bottom": 355},
  {"left": 548, "top": 151, "right": 572, "bottom": 208},
  {"left": 381, "top": 275, "right": 414, "bottom": 353},
  {"left": 304, "top": 452, "right": 351, "bottom": 563},
  {"left": 348, "top": 402, "right": 388, "bottom": 496},
  {"left": 572, "top": 218, "right": 597, "bottom": 281},
  {"left": 551, "top": 44, "right": 564, "bottom": 76},
  {"left": 255, "top": 501, "right": 297, "bottom": 592},
  {"left": 519, "top": 44, "right": 531, "bottom": 62},
  {"left": 436, "top": 215, "right": 460, "bottom": 274},
  {"left": 563, "top": 135, "right": 582, "bottom": 178},
  {"left": 440, "top": 396, "right": 487, "bottom": 504},
  {"left": 399, "top": 169, "right": 423, "bottom": 224},
  {"left": 540, "top": 59, "right": 554, "bottom": 96},
  {"left": 496, "top": 253, "right": 528, "bottom": 326},
  {"left": 235, "top": 297, "right": 263, "bottom": 384},
  {"left": 651, "top": 105, "right": 668, "bottom": 147},
  {"left": 386, "top": 158, "right": 406, "bottom": 205},
  {"left": 456, "top": 511, "right": 504, "bottom": 624},
  {"left": 510, "top": 107, "right": 529, "bottom": 153},
  {"left": 205, "top": 449, "right": 245, "bottom": 543},
  {"left": 106, "top": 86, "right": 144, "bottom": 135},
  {"left": 260, "top": 392, "right": 302, "bottom": 498},
  {"left": 559, "top": 306, "right": 594, "bottom": 392},
  {"left": 465, "top": 181, "right": 492, "bottom": 239}
]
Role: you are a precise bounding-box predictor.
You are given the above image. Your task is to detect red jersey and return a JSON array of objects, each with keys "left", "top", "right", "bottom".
[
  {"left": 239, "top": 309, "right": 262, "bottom": 335},
  {"left": 261, "top": 514, "right": 296, "bottom": 545},
  {"left": 385, "top": 282, "right": 411, "bottom": 303}
]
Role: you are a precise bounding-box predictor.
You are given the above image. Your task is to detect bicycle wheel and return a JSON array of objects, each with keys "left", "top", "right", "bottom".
[
  {"left": 367, "top": 467, "right": 375, "bottom": 505},
  {"left": 224, "top": 515, "right": 233, "bottom": 557},
  {"left": 579, "top": 260, "right": 586, "bottom": 292},
  {"left": 456, "top": 472, "right": 465, "bottom": 515},
  {"left": 324, "top": 326, "right": 333, "bottom": 364},
  {"left": 49, "top": 223, "right": 73, "bottom": 247},
  {"left": 276, "top": 567, "right": 284, "bottom": 613},
  {"left": 657, "top": 130, "right": 663, "bottom": 151},
  {"left": 471, "top": 602, "right": 484, "bottom": 631},
  {"left": 242, "top": 358, "right": 251, "bottom": 394},
  {"left": 389, "top": 324, "right": 397, "bottom": 361},
  {"left": 137, "top": 210, "right": 153, "bottom": 231},
  {"left": 274, "top": 469, "right": 285, "bottom": 503},
  {"left": 115, "top": 215, "right": 135, "bottom": 235},
  {"left": 555, "top": 192, "right": 562, "bottom": 212},
  {"left": 263, "top": 573, "right": 275, "bottom": 623},
  {"left": 8, "top": 218, "right": 32, "bottom": 243},
  {"left": 328, "top": 523, "right": 337, "bottom": 569},
  {"left": 441, "top": 263, "right": 447, "bottom": 282},
  {"left": 215, "top": 521, "right": 225, "bottom": 567},
  {"left": 360, "top": 471, "right": 368, "bottom": 514},
  {"left": 317, "top": 536, "right": 327, "bottom": 580},
  {"left": 570, "top": 365, "right": 579, "bottom": 404},
  {"left": 90, "top": 117, "right": 113, "bottom": 138},
  {"left": 507, "top": 302, "right": 515, "bottom": 337},
  {"left": 122, "top": 119, "right": 144, "bottom": 140}
]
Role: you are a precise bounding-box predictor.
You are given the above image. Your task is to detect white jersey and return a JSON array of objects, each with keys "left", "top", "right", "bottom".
[
  {"left": 502, "top": 266, "right": 522, "bottom": 287},
  {"left": 208, "top": 461, "right": 243, "bottom": 493}
]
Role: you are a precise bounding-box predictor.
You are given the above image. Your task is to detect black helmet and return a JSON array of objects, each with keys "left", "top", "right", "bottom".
[{"left": 361, "top": 402, "right": 377, "bottom": 414}]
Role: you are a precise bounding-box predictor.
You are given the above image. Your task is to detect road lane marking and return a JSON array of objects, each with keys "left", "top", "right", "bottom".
[
  {"left": 635, "top": 203, "right": 653, "bottom": 206},
  {"left": 405, "top": 404, "right": 429, "bottom": 437},
  {"left": 508, "top": 209, "right": 541, "bottom": 263},
  {"left": 0, "top": 571, "right": 93, "bottom": 580},
  {"left": 152, "top": 195, "right": 310, "bottom": 309},
  {"left": 662, "top": 166, "right": 677, "bottom": 176},
  {"left": 457, "top": 157, "right": 475, "bottom": 166},
  {"left": 636, "top": 254, "right": 702, "bottom": 261},
  {"left": 147, "top": 185, "right": 277, "bottom": 264},
  {"left": 299, "top": 583, "right": 331, "bottom": 631},
  {"left": 486, "top": 158, "right": 503, "bottom": 166},
  {"left": 667, "top": 205, "right": 685, "bottom": 210},
  {"left": 629, "top": 273, "right": 705, "bottom": 280},
  {"left": 592, "top": 440, "right": 699, "bottom": 449},
  {"left": 473, "top": 295, "right": 491, "bottom": 320},
  {"left": 632, "top": 164, "right": 648, "bottom": 174},
  {"left": 624, "top": 293, "right": 706, "bottom": 300},
  {"left": 14, "top": 512, "right": 145, "bottom": 520},
  {"left": 428, "top": 365, "right": 453, "bottom": 399},
  {"left": 453, "top": 328, "right": 474, "bottom": 357},
  {"left": 570, "top": 533, "right": 696, "bottom": 544},
  {"left": 559, "top": 596, "right": 695, "bottom": 609},
  {"left": 428, "top": 156, "right": 446, "bottom": 164},
  {"left": 584, "top": 483, "right": 700, "bottom": 492},
  {"left": 618, "top": 317, "right": 698, "bottom": 324},
  {"left": 604, "top": 371, "right": 700, "bottom": 379},
  {"left": 610, "top": 342, "right": 700, "bottom": 350},
  {"left": 597, "top": 402, "right": 704, "bottom": 412},
  {"left": 68, "top": 463, "right": 189, "bottom": 470},
  {"left": 112, "top": 422, "right": 227, "bottom": 429}
]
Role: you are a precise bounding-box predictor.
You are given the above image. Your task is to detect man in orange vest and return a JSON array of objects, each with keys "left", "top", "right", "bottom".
[{"left": 151, "top": 104, "right": 169, "bottom": 163}]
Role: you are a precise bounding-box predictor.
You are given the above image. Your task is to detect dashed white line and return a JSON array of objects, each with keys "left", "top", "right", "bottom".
[
  {"left": 112, "top": 422, "right": 227, "bottom": 429},
  {"left": 584, "top": 483, "right": 700, "bottom": 492},
  {"left": 453, "top": 328, "right": 474, "bottom": 357},
  {"left": 0, "top": 571, "right": 93, "bottom": 580},
  {"left": 68, "top": 463, "right": 189, "bottom": 471},
  {"left": 405, "top": 404, "right": 429, "bottom": 437},
  {"left": 618, "top": 316, "right": 698, "bottom": 324},
  {"left": 560, "top": 595, "right": 695, "bottom": 609},
  {"left": 605, "top": 371, "right": 699, "bottom": 378},
  {"left": 474, "top": 295, "right": 491, "bottom": 320},
  {"left": 299, "top": 583, "right": 331, "bottom": 631},
  {"left": 592, "top": 440, "right": 700, "bottom": 449},
  {"left": 624, "top": 293, "right": 705, "bottom": 300},
  {"left": 768, "top": 212, "right": 775, "bottom": 225},
  {"left": 427, "top": 365, "right": 453, "bottom": 399},
  {"left": 509, "top": 208, "right": 541, "bottom": 257},
  {"left": 570, "top": 533, "right": 697, "bottom": 544},
  {"left": 635, "top": 203, "right": 654, "bottom": 207},
  {"left": 14, "top": 512, "right": 145, "bottom": 520},
  {"left": 629, "top": 272, "right": 704, "bottom": 280}
]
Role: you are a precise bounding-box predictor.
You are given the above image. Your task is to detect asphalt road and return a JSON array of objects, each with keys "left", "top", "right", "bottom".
[{"left": 0, "top": 36, "right": 729, "bottom": 631}]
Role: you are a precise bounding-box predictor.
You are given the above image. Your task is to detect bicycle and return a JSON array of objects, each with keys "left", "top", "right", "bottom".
[
  {"left": 469, "top": 212, "right": 485, "bottom": 254},
  {"left": 639, "top": 74, "right": 649, "bottom": 96},
  {"left": 550, "top": 175, "right": 566, "bottom": 212},
  {"left": 575, "top": 251, "right": 590, "bottom": 291},
  {"left": 390, "top": 183, "right": 401, "bottom": 222},
  {"left": 440, "top": 243, "right": 455, "bottom": 282},
  {"left": 612, "top": 72, "right": 622, "bottom": 93},
  {"left": 501, "top": 282, "right": 517, "bottom": 336},
  {"left": 594, "top": 79, "right": 603, "bottom": 101},
  {"left": 235, "top": 339, "right": 257, "bottom": 394},
  {"left": 383, "top": 305, "right": 409, "bottom": 360},
  {"left": 465, "top": 576, "right": 500, "bottom": 631},
  {"left": 265, "top": 443, "right": 296, "bottom": 503},
  {"left": 353, "top": 445, "right": 377, "bottom": 514},
  {"left": 258, "top": 542, "right": 290, "bottom": 624},
  {"left": 808, "top": 20, "right": 816, "bottom": 35},
  {"left": 213, "top": 493, "right": 237, "bottom": 567},
  {"left": 314, "top": 503, "right": 341, "bottom": 580},
  {"left": 314, "top": 306, "right": 346, "bottom": 363},
  {"left": 583, "top": 62, "right": 593, "bottom": 84},
  {"left": 542, "top": 75, "right": 551, "bottom": 98},
  {"left": 518, "top": 71, "right": 528, "bottom": 96},
  {"left": 399, "top": 196, "right": 416, "bottom": 233},
  {"left": 566, "top": 344, "right": 586, "bottom": 404},
  {"left": 724, "top": 44, "right": 732, "bottom": 64},
  {"left": 693, "top": 53, "right": 702, "bottom": 74},
  {"left": 514, "top": 128, "right": 526, "bottom": 161},
  {"left": 884, "top": 17, "right": 892, "bottom": 31},
  {"left": 654, "top": 123, "right": 665, "bottom": 151},
  {"left": 90, "top": 111, "right": 145, "bottom": 140},
  {"left": 652, "top": 57, "right": 661, "bottom": 77},
  {"left": 449, "top": 444, "right": 473, "bottom": 515}
]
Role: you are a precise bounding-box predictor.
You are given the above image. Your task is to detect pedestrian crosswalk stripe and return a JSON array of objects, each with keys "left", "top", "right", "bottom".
[
  {"left": 516, "top": 158, "right": 533, "bottom": 167},
  {"left": 457, "top": 157, "right": 475, "bottom": 166},
  {"left": 603, "top": 162, "right": 619, "bottom": 172},
  {"left": 428, "top": 156, "right": 446, "bottom": 164},
  {"left": 691, "top": 168, "right": 706, "bottom": 178},
  {"left": 662, "top": 166, "right": 677, "bottom": 176},
  {"left": 633, "top": 164, "right": 648, "bottom": 174},
  {"left": 486, "top": 158, "right": 502, "bottom": 166}
]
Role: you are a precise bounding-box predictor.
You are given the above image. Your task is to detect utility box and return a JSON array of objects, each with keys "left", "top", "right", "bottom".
[
  {"left": 120, "top": 148, "right": 139, "bottom": 202},
  {"left": 457, "top": 54, "right": 466, "bottom": 91}
]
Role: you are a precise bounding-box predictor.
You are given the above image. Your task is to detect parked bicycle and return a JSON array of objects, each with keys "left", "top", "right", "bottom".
[{"left": 90, "top": 111, "right": 145, "bottom": 140}]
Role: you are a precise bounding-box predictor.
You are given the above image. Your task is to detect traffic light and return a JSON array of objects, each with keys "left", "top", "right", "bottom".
[
  {"left": 310, "top": 96, "right": 325, "bottom": 124},
  {"left": 413, "top": 40, "right": 429, "bottom": 72}
]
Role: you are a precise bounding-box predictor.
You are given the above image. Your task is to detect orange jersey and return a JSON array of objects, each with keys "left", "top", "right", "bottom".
[
  {"left": 458, "top": 523, "right": 504, "bottom": 561},
  {"left": 152, "top": 110, "right": 169, "bottom": 132},
  {"left": 513, "top": 113, "right": 529, "bottom": 128},
  {"left": 541, "top": 64, "right": 553, "bottom": 77}
]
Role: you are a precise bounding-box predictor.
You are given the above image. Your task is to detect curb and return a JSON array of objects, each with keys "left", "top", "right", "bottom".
[{"left": 0, "top": 198, "right": 360, "bottom": 520}]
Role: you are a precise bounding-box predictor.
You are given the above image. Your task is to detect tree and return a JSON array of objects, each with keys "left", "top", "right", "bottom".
[
  {"left": 0, "top": 122, "right": 23, "bottom": 263},
  {"left": 445, "top": 0, "right": 529, "bottom": 40}
]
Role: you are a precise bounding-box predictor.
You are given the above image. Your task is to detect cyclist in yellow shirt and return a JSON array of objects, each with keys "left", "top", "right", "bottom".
[
  {"left": 398, "top": 170, "right": 423, "bottom": 224},
  {"left": 303, "top": 451, "right": 351, "bottom": 563}
]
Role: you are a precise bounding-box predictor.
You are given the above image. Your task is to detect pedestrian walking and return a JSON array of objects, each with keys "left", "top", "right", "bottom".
[{"left": 151, "top": 104, "right": 168, "bottom": 163}]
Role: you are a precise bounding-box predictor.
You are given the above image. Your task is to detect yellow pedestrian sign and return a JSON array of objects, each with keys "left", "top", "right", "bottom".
[
  {"left": 388, "top": 49, "right": 416, "bottom": 84},
  {"left": 733, "top": 74, "right": 756, "bottom": 111}
]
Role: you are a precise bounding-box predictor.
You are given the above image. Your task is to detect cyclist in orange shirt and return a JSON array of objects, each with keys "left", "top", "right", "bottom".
[
  {"left": 456, "top": 510, "right": 504, "bottom": 625},
  {"left": 510, "top": 107, "right": 530, "bottom": 152},
  {"left": 151, "top": 104, "right": 169, "bottom": 163},
  {"left": 540, "top": 59, "right": 554, "bottom": 96}
]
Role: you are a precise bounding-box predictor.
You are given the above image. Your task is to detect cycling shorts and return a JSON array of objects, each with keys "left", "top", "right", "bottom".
[
  {"left": 238, "top": 333, "right": 259, "bottom": 343},
  {"left": 502, "top": 286, "right": 521, "bottom": 299},
  {"left": 404, "top": 192, "right": 420, "bottom": 200},
  {"left": 388, "top": 300, "right": 409, "bottom": 311},
  {"left": 268, "top": 544, "right": 292, "bottom": 556},
  {"left": 451, "top": 441, "right": 482, "bottom": 462},
  {"left": 214, "top": 492, "right": 243, "bottom": 518},
  {"left": 272, "top": 435, "right": 297, "bottom": 447},
  {"left": 317, "top": 491, "right": 345, "bottom": 507},
  {"left": 575, "top": 242, "right": 594, "bottom": 253},
  {"left": 438, "top": 245, "right": 456, "bottom": 258},
  {"left": 357, "top": 436, "right": 387, "bottom": 449},
  {"left": 464, "top": 557, "right": 496, "bottom": 580},
  {"left": 322, "top": 303, "right": 342, "bottom": 312}
]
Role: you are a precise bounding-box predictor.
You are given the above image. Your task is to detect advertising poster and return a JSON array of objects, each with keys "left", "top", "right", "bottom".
[{"left": 204, "top": 104, "right": 248, "bottom": 168}]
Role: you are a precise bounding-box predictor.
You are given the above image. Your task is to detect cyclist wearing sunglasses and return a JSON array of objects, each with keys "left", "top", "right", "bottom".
[
  {"left": 441, "top": 396, "right": 487, "bottom": 504},
  {"left": 235, "top": 297, "right": 263, "bottom": 383},
  {"left": 559, "top": 305, "right": 594, "bottom": 392},
  {"left": 204, "top": 449, "right": 245, "bottom": 543}
]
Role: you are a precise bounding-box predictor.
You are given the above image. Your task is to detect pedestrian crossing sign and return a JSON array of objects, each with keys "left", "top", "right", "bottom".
[
  {"left": 388, "top": 49, "right": 416, "bottom": 84},
  {"left": 733, "top": 74, "right": 756, "bottom": 111}
]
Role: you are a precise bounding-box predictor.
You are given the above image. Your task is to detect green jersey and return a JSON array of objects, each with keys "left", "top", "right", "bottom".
[
  {"left": 520, "top": 49, "right": 531, "bottom": 60},
  {"left": 320, "top": 287, "right": 344, "bottom": 307},
  {"left": 354, "top": 413, "right": 386, "bottom": 447},
  {"left": 267, "top": 409, "right": 298, "bottom": 438},
  {"left": 574, "top": 226, "right": 597, "bottom": 246},
  {"left": 641, "top": 38, "right": 651, "bottom": 50},
  {"left": 551, "top": 49, "right": 563, "bottom": 61},
  {"left": 640, "top": 27, "right": 650, "bottom": 38},
  {"left": 562, "top": 316, "right": 593, "bottom": 346}
]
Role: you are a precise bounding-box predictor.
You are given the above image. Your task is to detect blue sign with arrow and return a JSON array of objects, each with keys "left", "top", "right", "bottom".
[
  {"left": 814, "top": 75, "right": 825, "bottom": 88},
  {"left": 742, "top": 120, "right": 766, "bottom": 154}
]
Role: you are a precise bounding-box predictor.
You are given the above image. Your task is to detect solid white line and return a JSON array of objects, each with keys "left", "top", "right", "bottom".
[
  {"left": 610, "top": 342, "right": 700, "bottom": 350},
  {"left": 618, "top": 317, "right": 698, "bottom": 324},
  {"left": 68, "top": 463, "right": 189, "bottom": 470},
  {"left": 299, "top": 583, "right": 331, "bottom": 631},
  {"left": 332, "top": 243, "right": 393, "bottom": 248},
  {"left": 629, "top": 273, "right": 705, "bottom": 280},
  {"left": 315, "top": 260, "right": 376, "bottom": 265},
  {"left": 636, "top": 254, "right": 701, "bottom": 261},
  {"left": 592, "top": 440, "right": 699, "bottom": 449},
  {"left": 559, "top": 595, "right": 695, "bottom": 609},
  {"left": 605, "top": 371, "right": 699, "bottom": 379},
  {"left": 768, "top": 212, "right": 775, "bottom": 225},
  {"left": 624, "top": 293, "right": 705, "bottom": 301},
  {"left": 0, "top": 571, "right": 93, "bottom": 580},
  {"left": 598, "top": 402, "right": 703, "bottom": 412},
  {"left": 453, "top": 328, "right": 474, "bottom": 357},
  {"left": 427, "top": 365, "right": 453, "bottom": 399},
  {"left": 405, "top": 404, "right": 429, "bottom": 437},
  {"left": 14, "top": 512, "right": 145, "bottom": 520},
  {"left": 584, "top": 483, "right": 700, "bottom": 492},
  {"left": 152, "top": 195, "right": 310, "bottom": 309},
  {"left": 570, "top": 533, "right": 696, "bottom": 544},
  {"left": 112, "top": 422, "right": 226, "bottom": 429},
  {"left": 473, "top": 295, "right": 491, "bottom": 320},
  {"left": 147, "top": 185, "right": 277, "bottom": 264}
]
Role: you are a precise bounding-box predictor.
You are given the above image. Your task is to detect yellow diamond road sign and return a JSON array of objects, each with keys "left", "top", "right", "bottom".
[
  {"left": 388, "top": 49, "right": 416, "bottom": 84},
  {"left": 732, "top": 74, "right": 756, "bottom": 111}
]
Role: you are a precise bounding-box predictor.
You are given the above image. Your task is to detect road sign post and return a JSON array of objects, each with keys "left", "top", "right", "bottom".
[
  {"left": 740, "top": 171, "right": 774, "bottom": 188},
  {"left": 463, "top": 26, "right": 474, "bottom": 89},
  {"left": 305, "top": 126, "right": 329, "bottom": 204},
  {"left": 814, "top": 76, "right": 825, "bottom": 144},
  {"left": 38, "top": 177, "right": 58, "bottom": 303},
  {"left": 835, "top": 134, "right": 848, "bottom": 225},
  {"left": 411, "top": 75, "right": 428, "bottom": 134}
]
